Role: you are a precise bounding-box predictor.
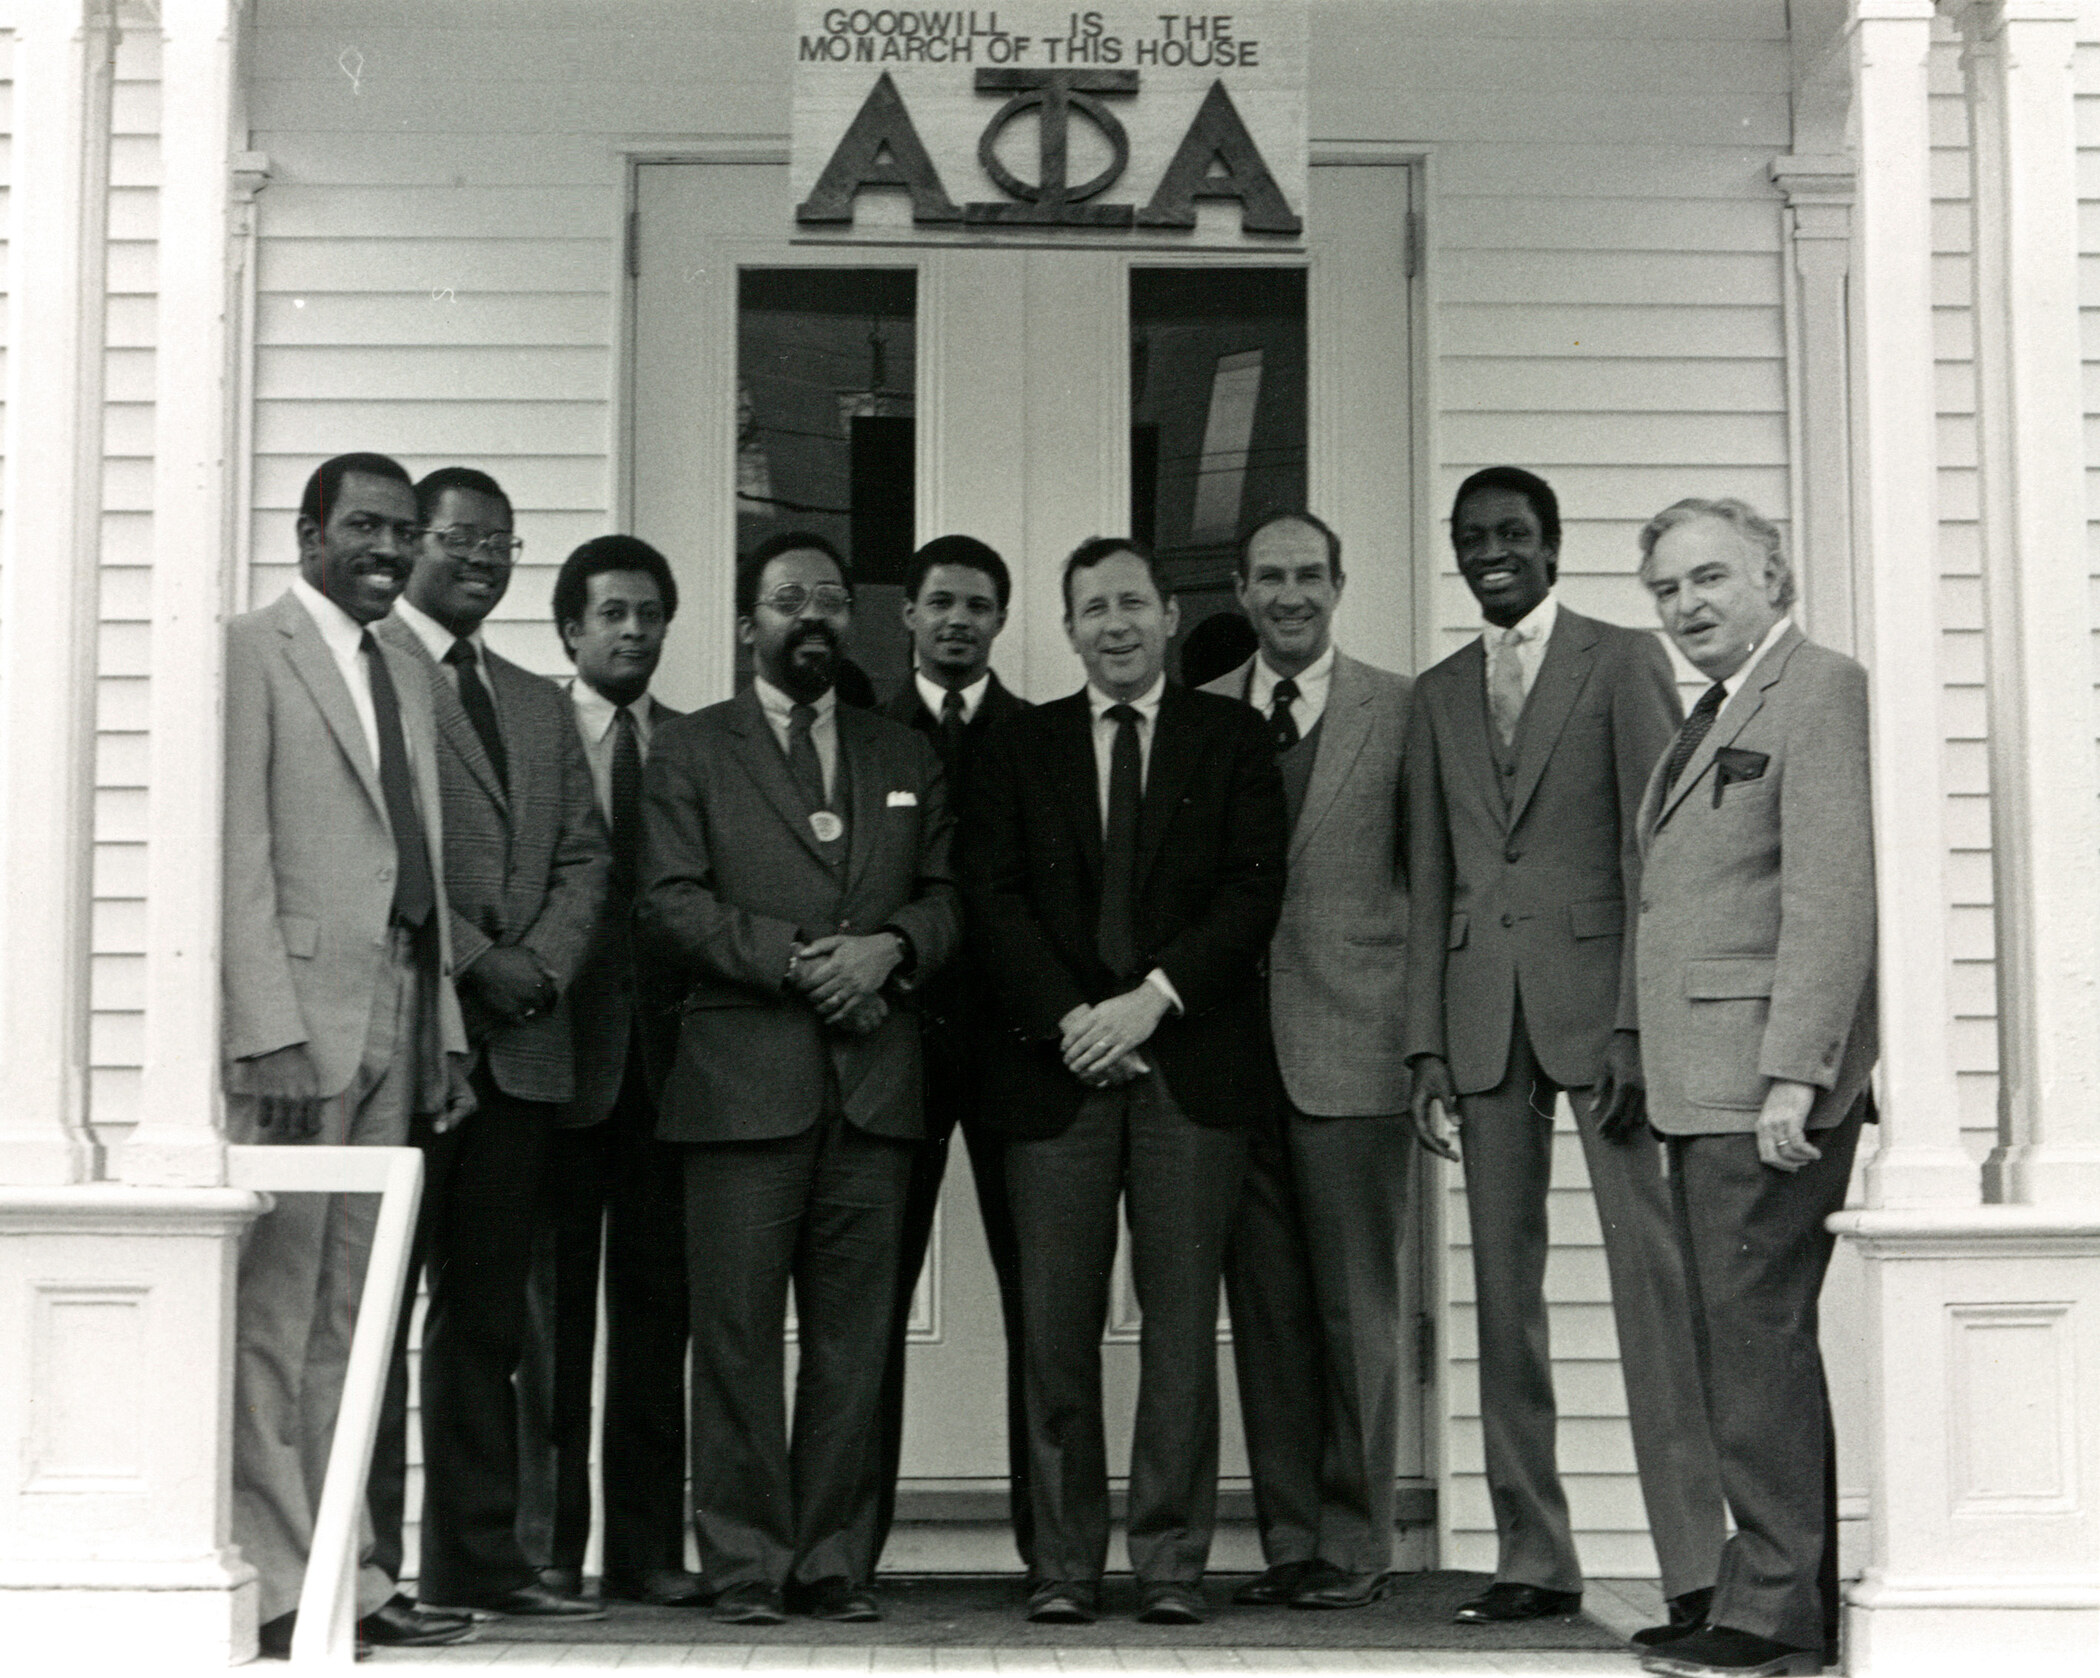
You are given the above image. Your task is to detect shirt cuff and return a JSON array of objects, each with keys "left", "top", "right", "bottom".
[{"left": 1144, "top": 968, "right": 1184, "bottom": 1015}]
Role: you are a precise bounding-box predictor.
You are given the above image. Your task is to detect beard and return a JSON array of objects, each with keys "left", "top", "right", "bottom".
[{"left": 775, "top": 622, "right": 839, "bottom": 702}]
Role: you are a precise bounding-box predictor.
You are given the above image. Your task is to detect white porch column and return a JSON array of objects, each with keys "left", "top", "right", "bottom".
[{"left": 0, "top": 1, "right": 115, "bottom": 1186}]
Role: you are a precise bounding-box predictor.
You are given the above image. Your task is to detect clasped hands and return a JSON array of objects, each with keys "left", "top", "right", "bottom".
[
  {"left": 790, "top": 932, "right": 903, "bottom": 1036},
  {"left": 1058, "top": 984, "right": 1169, "bottom": 1088}
]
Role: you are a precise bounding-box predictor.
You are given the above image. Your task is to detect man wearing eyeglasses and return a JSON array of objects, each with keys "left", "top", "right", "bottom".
[
  {"left": 638, "top": 530, "right": 960, "bottom": 1626},
  {"left": 369, "top": 467, "right": 611, "bottom": 1622}
]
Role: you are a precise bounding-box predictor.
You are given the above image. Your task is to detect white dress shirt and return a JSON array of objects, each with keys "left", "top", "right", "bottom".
[
  {"left": 569, "top": 678, "right": 654, "bottom": 820},
  {"left": 290, "top": 576, "right": 380, "bottom": 765},
  {"left": 1248, "top": 642, "right": 1336, "bottom": 736},
  {"left": 915, "top": 668, "right": 990, "bottom": 724},
  {"left": 1720, "top": 615, "right": 1795, "bottom": 702},
  {"left": 1083, "top": 674, "right": 1181, "bottom": 1015},
  {"left": 1479, "top": 591, "right": 1560, "bottom": 704},
  {"left": 393, "top": 596, "right": 501, "bottom": 724},
  {"left": 753, "top": 675, "right": 838, "bottom": 802}
]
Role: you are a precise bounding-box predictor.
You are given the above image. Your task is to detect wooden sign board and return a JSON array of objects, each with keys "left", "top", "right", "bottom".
[{"left": 791, "top": 5, "right": 1308, "bottom": 247}]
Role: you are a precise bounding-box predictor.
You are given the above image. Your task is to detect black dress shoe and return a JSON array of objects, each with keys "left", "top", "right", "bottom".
[
  {"left": 1639, "top": 1625, "right": 1822, "bottom": 1677},
  {"left": 795, "top": 1578, "right": 881, "bottom": 1622},
  {"left": 1453, "top": 1582, "right": 1583, "bottom": 1623},
  {"left": 1293, "top": 1568, "right": 1395, "bottom": 1609},
  {"left": 1631, "top": 1586, "right": 1715, "bottom": 1649},
  {"left": 1232, "top": 1559, "right": 1324, "bottom": 1606},
  {"left": 256, "top": 1612, "right": 297, "bottom": 1660},
  {"left": 603, "top": 1568, "right": 713, "bottom": 1608},
  {"left": 536, "top": 1566, "right": 583, "bottom": 1596},
  {"left": 1025, "top": 1581, "right": 1098, "bottom": 1624},
  {"left": 358, "top": 1596, "right": 477, "bottom": 1648},
  {"left": 434, "top": 1581, "right": 605, "bottom": 1619},
  {"left": 1135, "top": 1582, "right": 1206, "bottom": 1624},
  {"left": 711, "top": 1581, "right": 787, "bottom": 1625}
]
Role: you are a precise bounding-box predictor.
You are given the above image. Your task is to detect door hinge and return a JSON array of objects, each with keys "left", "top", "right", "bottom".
[
  {"left": 625, "top": 207, "right": 640, "bottom": 279},
  {"left": 1404, "top": 209, "right": 1422, "bottom": 281},
  {"left": 1415, "top": 1310, "right": 1434, "bottom": 1379}
]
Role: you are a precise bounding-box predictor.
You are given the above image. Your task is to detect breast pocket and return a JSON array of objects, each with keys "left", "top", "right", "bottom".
[{"left": 1682, "top": 956, "right": 1775, "bottom": 1110}]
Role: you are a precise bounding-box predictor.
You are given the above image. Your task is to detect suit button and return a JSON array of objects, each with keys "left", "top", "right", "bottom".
[
  {"left": 1504, "top": 846, "right": 1521, "bottom": 863},
  {"left": 376, "top": 865, "right": 392, "bottom": 882},
  {"left": 1641, "top": 899, "right": 1652, "bottom": 914},
  {"left": 1500, "top": 913, "right": 1515, "bottom": 929},
  {"left": 1501, "top": 762, "right": 1516, "bottom": 777}
]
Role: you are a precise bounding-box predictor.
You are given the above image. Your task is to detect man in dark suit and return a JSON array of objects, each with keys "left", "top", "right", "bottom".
[
  {"left": 513, "top": 536, "right": 703, "bottom": 1608},
  {"left": 963, "top": 538, "right": 1287, "bottom": 1627},
  {"left": 1404, "top": 467, "right": 1724, "bottom": 1628},
  {"left": 1201, "top": 512, "right": 1415, "bottom": 1611},
  {"left": 369, "top": 467, "right": 610, "bottom": 1621},
  {"left": 1630, "top": 499, "right": 1875, "bottom": 1678},
  {"left": 223, "top": 452, "right": 477, "bottom": 1657},
  {"left": 871, "top": 535, "right": 1033, "bottom": 1567},
  {"left": 639, "top": 531, "right": 961, "bottom": 1626}
]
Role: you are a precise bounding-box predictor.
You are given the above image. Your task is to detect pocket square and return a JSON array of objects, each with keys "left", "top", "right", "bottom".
[
  {"left": 886, "top": 790, "right": 918, "bottom": 807},
  {"left": 1713, "top": 747, "right": 1771, "bottom": 805}
]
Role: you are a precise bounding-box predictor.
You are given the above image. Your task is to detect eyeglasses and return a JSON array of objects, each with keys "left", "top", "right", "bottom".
[
  {"left": 427, "top": 524, "right": 524, "bottom": 564},
  {"left": 756, "top": 583, "right": 852, "bottom": 616}
]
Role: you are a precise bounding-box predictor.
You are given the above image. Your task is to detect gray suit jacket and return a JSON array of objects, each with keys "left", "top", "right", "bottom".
[
  {"left": 1403, "top": 606, "right": 1682, "bottom": 1095},
  {"left": 638, "top": 686, "right": 963, "bottom": 1143},
  {"left": 222, "top": 590, "right": 466, "bottom": 1099},
  {"left": 1203, "top": 651, "right": 1414, "bottom": 1115},
  {"left": 1634, "top": 624, "right": 1877, "bottom": 1134},
  {"left": 375, "top": 615, "right": 610, "bottom": 1106}
]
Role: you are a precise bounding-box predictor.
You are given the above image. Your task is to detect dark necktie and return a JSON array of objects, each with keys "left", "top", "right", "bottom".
[
  {"left": 1268, "top": 676, "right": 1301, "bottom": 753},
  {"left": 445, "top": 639, "right": 508, "bottom": 793},
  {"left": 359, "top": 631, "right": 436, "bottom": 928},
  {"left": 1663, "top": 681, "right": 1729, "bottom": 793},
  {"left": 609, "top": 704, "right": 643, "bottom": 892},
  {"left": 787, "top": 701, "right": 828, "bottom": 810},
  {"left": 1097, "top": 703, "right": 1143, "bottom": 979},
  {"left": 938, "top": 688, "right": 967, "bottom": 768}
]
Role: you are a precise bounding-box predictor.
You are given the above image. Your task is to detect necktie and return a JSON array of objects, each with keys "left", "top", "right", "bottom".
[
  {"left": 1487, "top": 625, "right": 1528, "bottom": 747},
  {"left": 360, "top": 632, "right": 437, "bottom": 928},
  {"left": 609, "top": 705, "right": 643, "bottom": 892},
  {"left": 1097, "top": 703, "right": 1142, "bottom": 979},
  {"left": 445, "top": 639, "right": 508, "bottom": 793},
  {"left": 1663, "top": 682, "right": 1729, "bottom": 793},
  {"left": 787, "top": 701, "right": 828, "bottom": 810},
  {"left": 1268, "top": 676, "right": 1301, "bottom": 753},
  {"left": 938, "top": 688, "right": 967, "bottom": 768}
]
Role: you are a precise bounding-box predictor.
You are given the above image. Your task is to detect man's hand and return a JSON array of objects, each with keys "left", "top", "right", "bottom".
[
  {"left": 1755, "top": 1078, "right": 1820, "bottom": 1172},
  {"left": 434, "top": 1053, "right": 479, "bottom": 1134},
  {"left": 792, "top": 933, "right": 905, "bottom": 1019},
  {"left": 241, "top": 1043, "right": 323, "bottom": 1140},
  {"left": 468, "top": 946, "right": 556, "bottom": 1023},
  {"left": 1061, "top": 986, "right": 1170, "bottom": 1081},
  {"left": 1590, "top": 1029, "right": 1648, "bottom": 1141},
  {"left": 830, "top": 992, "right": 890, "bottom": 1037},
  {"left": 1407, "top": 1054, "right": 1460, "bottom": 1162}
]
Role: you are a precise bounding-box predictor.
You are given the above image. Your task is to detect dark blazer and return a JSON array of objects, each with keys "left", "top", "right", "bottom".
[
  {"left": 961, "top": 683, "right": 1288, "bottom": 1139},
  {"left": 638, "top": 686, "right": 963, "bottom": 1144},
  {"left": 1402, "top": 606, "right": 1682, "bottom": 1095},
  {"left": 375, "top": 614, "right": 611, "bottom": 1105}
]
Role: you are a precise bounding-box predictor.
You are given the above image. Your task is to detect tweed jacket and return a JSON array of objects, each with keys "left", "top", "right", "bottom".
[
  {"left": 638, "top": 685, "right": 963, "bottom": 1144},
  {"left": 1203, "top": 650, "right": 1414, "bottom": 1116},
  {"left": 1402, "top": 605, "right": 1682, "bottom": 1095},
  {"left": 375, "top": 614, "right": 610, "bottom": 1105},
  {"left": 221, "top": 589, "right": 467, "bottom": 1099},
  {"left": 1634, "top": 624, "right": 1877, "bottom": 1134}
]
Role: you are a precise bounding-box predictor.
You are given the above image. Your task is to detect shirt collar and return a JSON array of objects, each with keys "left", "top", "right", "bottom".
[
  {"left": 1482, "top": 591, "right": 1558, "bottom": 647},
  {"left": 753, "top": 674, "right": 837, "bottom": 724},
  {"left": 1721, "top": 615, "right": 1794, "bottom": 701},
  {"left": 393, "top": 595, "right": 483, "bottom": 666},
  {"left": 1252, "top": 642, "right": 1335, "bottom": 704},
  {"left": 1087, "top": 674, "right": 1166, "bottom": 724},
  {"left": 916, "top": 668, "right": 990, "bottom": 724},
  {"left": 570, "top": 675, "right": 653, "bottom": 745},
  {"left": 289, "top": 575, "right": 371, "bottom": 660}
]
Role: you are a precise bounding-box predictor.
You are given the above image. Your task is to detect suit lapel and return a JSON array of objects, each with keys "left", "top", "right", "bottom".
[
  {"left": 379, "top": 615, "right": 511, "bottom": 819},
  {"left": 1441, "top": 640, "right": 1508, "bottom": 828},
  {"left": 1654, "top": 624, "right": 1802, "bottom": 829},
  {"left": 1505, "top": 610, "right": 1599, "bottom": 830},
  {"left": 486, "top": 649, "right": 535, "bottom": 821},
  {"left": 1291, "top": 654, "right": 1373, "bottom": 864},
  {"left": 1136, "top": 686, "right": 1202, "bottom": 888},
  {"left": 279, "top": 599, "right": 389, "bottom": 823},
  {"left": 840, "top": 705, "right": 889, "bottom": 899},
  {"left": 1047, "top": 692, "right": 1105, "bottom": 885},
  {"left": 725, "top": 686, "right": 834, "bottom": 868}
]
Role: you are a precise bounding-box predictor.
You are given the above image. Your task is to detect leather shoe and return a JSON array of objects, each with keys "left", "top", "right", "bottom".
[
  {"left": 794, "top": 1578, "right": 881, "bottom": 1621},
  {"left": 432, "top": 1581, "right": 605, "bottom": 1619},
  {"left": 1232, "top": 1559, "right": 1324, "bottom": 1606},
  {"left": 711, "top": 1581, "right": 787, "bottom": 1625},
  {"left": 1631, "top": 1586, "right": 1715, "bottom": 1649},
  {"left": 536, "top": 1566, "right": 582, "bottom": 1596},
  {"left": 1135, "top": 1582, "right": 1206, "bottom": 1625},
  {"left": 256, "top": 1612, "right": 297, "bottom": 1660},
  {"left": 1453, "top": 1582, "right": 1582, "bottom": 1623},
  {"left": 603, "top": 1568, "right": 713, "bottom": 1608},
  {"left": 1293, "top": 1568, "right": 1394, "bottom": 1610},
  {"left": 1638, "top": 1625, "right": 1822, "bottom": 1676},
  {"left": 1025, "top": 1581, "right": 1098, "bottom": 1624},
  {"left": 358, "top": 1596, "right": 476, "bottom": 1648}
]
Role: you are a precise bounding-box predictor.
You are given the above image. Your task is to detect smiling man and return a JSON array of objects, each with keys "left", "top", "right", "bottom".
[
  {"left": 961, "top": 537, "right": 1286, "bottom": 1626},
  {"left": 1402, "top": 466, "right": 1725, "bottom": 1631}
]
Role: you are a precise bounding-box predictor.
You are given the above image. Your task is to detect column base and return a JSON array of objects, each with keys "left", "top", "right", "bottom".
[{"left": 1, "top": 1561, "right": 258, "bottom": 1670}]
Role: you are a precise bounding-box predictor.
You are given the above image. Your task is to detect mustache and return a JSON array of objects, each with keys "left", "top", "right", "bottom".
[{"left": 787, "top": 622, "right": 840, "bottom": 653}]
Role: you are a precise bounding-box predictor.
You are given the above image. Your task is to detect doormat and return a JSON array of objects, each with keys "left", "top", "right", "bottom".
[{"left": 470, "top": 1572, "right": 1623, "bottom": 1650}]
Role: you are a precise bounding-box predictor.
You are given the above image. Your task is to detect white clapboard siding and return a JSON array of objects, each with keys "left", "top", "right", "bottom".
[{"left": 1, "top": 28, "right": 11, "bottom": 682}]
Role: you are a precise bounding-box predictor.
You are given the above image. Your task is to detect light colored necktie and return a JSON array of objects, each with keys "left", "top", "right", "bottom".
[{"left": 1488, "top": 626, "right": 1528, "bottom": 747}]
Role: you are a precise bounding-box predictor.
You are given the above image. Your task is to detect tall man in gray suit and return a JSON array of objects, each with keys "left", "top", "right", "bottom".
[
  {"left": 222, "top": 452, "right": 476, "bottom": 1656},
  {"left": 1201, "top": 512, "right": 1415, "bottom": 1611},
  {"left": 639, "top": 532, "right": 961, "bottom": 1627},
  {"left": 1630, "top": 500, "right": 1875, "bottom": 1678},
  {"left": 1404, "top": 467, "right": 1724, "bottom": 1628},
  {"left": 369, "top": 467, "right": 610, "bottom": 1621}
]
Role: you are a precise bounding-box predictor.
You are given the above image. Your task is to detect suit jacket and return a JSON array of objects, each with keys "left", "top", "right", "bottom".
[
  {"left": 1634, "top": 624, "right": 1877, "bottom": 1134},
  {"left": 374, "top": 615, "right": 610, "bottom": 1106},
  {"left": 560, "top": 686, "right": 685, "bottom": 1128},
  {"left": 1203, "top": 652, "right": 1414, "bottom": 1116},
  {"left": 637, "top": 686, "right": 963, "bottom": 1143},
  {"left": 221, "top": 590, "right": 466, "bottom": 1099},
  {"left": 961, "top": 683, "right": 1289, "bottom": 1139},
  {"left": 1403, "top": 606, "right": 1682, "bottom": 1095}
]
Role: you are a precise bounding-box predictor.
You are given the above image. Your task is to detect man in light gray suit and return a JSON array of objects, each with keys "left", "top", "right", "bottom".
[
  {"left": 222, "top": 452, "right": 476, "bottom": 1656},
  {"left": 1629, "top": 499, "right": 1875, "bottom": 1678},
  {"left": 1404, "top": 466, "right": 1724, "bottom": 1629},
  {"left": 1201, "top": 511, "right": 1414, "bottom": 1611}
]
